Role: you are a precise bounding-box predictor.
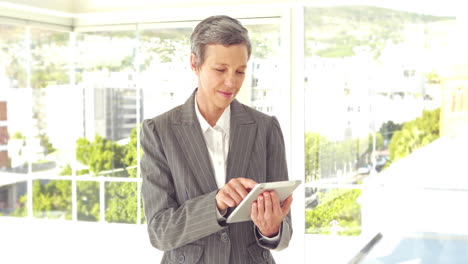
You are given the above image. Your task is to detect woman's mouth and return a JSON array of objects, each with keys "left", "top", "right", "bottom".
[{"left": 217, "top": 90, "right": 234, "bottom": 98}]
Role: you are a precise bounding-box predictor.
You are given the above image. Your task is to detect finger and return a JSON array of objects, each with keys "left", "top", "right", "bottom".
[
  {"left": 270, "top": 191, "right": 281, "bottom": 215},
  {"left": 220, "top": 192, "right": 237, "bottom": 208},
  {"left": 281, "top": 195, "right": 293, "bottom": 216},
  {"left": 251, "top": 201, "right": 258, "bottom": 221},
  {"left": 216, "top": 198, "right": 228, "bottom": 211},
  {"left": 263, "top": 192, "right": 273, "bottom": 215},
  {"left": 228, "top": 179, "right": 250, "bottom": 200},
  {"left": 224, "top": 184, "right": 244, "bottom": 205},
  {"left": 238, "top": 178, "right": 258, "bottom": 190},
  {"left": 257, "top": 194, "right": 265, "bottom": 217},
  {"left": 216, "top": 191, "right": 228, "bottom": 210}
]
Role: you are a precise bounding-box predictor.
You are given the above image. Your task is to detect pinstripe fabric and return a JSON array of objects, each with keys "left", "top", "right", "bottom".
[{"left": 141, "top": 90, "right": 292, "bottom": 263}]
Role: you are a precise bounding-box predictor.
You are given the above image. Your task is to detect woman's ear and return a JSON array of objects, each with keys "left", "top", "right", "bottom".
[{"left": 190, "top": 53, "right": 199, "bottom": 75}]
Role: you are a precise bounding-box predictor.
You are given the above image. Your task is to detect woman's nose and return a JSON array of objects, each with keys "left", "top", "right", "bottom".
[{"left": 224, "top": 73, "right": 236, "bottom": 88}]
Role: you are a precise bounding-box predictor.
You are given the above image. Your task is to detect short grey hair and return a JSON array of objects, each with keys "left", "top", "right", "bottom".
[{"left": 190, "top": 15, "right": 252, "bottom": 68}]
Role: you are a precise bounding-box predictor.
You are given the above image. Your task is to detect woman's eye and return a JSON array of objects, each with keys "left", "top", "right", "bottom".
[
  {"left": 216, "top": 69, "right": 225, "bottom": 72},
  {"left": 237, "top": 71, "right": 245, "bottom": 75}
]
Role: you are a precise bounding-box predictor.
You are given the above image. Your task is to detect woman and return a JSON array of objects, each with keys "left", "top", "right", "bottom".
[{"left": 141, "top": 15, "right": 293, "bottom": 264}]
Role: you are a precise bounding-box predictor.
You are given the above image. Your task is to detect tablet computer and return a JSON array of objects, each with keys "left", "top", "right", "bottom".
[{"left": 226, "top": 180, "right": 301, "bottom": 224}]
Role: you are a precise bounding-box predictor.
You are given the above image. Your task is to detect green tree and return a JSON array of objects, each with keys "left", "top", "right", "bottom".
[
  {"left": 246, "top": 24, "right": 279, "bottom": 59},
  {"left": 59, "top": 164, "right": 99, "bottom": 221},
  {"left": 11, "top": 132, "right": 26, "bottom": 140},
  {"left": 76, "top": 134, "right": 126, "bottom": 175},
  {"left": 73, "top": 127, "right": 142, "bottom": 223},
  {"left": 105, "top": 182, "right": 138, "bottom": 223},
  {"left": 105, "top": 126, "right": 144, "bottom": 224},
  {"left": 379, "top": 121, "right": 403, "bottom": 142},
  {"left": 305, "top": 132, "right": 374, "bottom": 182},
  {"left": 305, "top": 132, "right": 327, "bottom": 182},
  {"left": 32, "top": 180, "right": 72, "bottom": 219},
  {"left": 306, "top": 189, "right": 362, "bottom": 236},
  {"left": 77, "top": 181, "right": 100, "bottom": 221},
  {"left": 73, "top": 133, "right": 129, "bottom": 222},
  {"left": 388, "top": 108, "right": 440, "bottom": 164},
  {"left": 40, "top": 134, "right": 56, "bottom": 155}
]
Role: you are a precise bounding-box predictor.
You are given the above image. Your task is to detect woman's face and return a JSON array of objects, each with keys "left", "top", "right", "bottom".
[{"left": 191, "top": 44, "right": 248, "bottom": 113}]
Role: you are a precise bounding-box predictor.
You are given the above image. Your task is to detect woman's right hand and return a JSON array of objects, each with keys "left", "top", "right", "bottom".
[{"left": 215, "top": 178, "right": 257, "bottom": 211}]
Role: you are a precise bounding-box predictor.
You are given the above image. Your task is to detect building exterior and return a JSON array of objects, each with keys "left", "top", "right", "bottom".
[
  {"left": 440, "top": 65, "right": 468, "bottom": 138},
  {"left": 0, "top": 100, "right": 8, "bottom": 169},
  {"left": 250, "top": 59, "right": 280, "bottom": 115},
  {"left": 83, "top": 71, "right": 143, "bottom": 142}
]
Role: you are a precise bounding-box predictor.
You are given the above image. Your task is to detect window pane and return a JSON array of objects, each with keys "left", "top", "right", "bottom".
[
  {"left": 139, "top": 27, "right": 194, "bottom": 119},
  {"left": 242, "top": 23, "right": 283, "bottom": 117},
  {"left": 0, "top": 24, "right": 27, "bottom": 89},
  {"left": 76, "top": 31, "right": 138, "bottom": 176},
  {"left": 305, "top": 4, "right": 468, "bottom": 263},
  {"left": 32, "top": 179, "right": 71, "bottom": 219},
  {"left": 29, "top": 29, "right": 70, "bottom": 174},
  {"left": 0, "top": 182, "right": 27, "bottom": 217},
  {"left": 306, "top": 187, "right": 362, "bottom": 235},
  {"left": 105, "top": 181, "right": 137, "bottom": 224},
  {"left": 0, "top": 24, "right": 28, "bottom": 174},
  {"left": 77, "top": 180, "right": 100, "bottom": 221}
]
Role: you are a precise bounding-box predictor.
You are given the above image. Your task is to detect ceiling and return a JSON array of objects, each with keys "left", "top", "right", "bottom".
[
  {"left": 0, "top": 0, "right": 463, "bottom": 28},
  {"left": 0, "top": 0, "right": 303, "bottom": 14}
]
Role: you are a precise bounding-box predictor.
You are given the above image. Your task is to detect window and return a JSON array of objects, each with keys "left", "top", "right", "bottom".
[
  {"left": 305, "top": 3, "right": 466, "bottom": 263},
  {"left": 0, "top": 18, "right": 284, "bottom": 225},
  {"left": 0, "top": 23, "right": 28, "bottom": 217}
]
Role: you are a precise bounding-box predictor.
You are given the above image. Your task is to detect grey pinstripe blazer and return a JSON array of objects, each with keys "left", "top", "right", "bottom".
[{"left": 141, "top": 90, "right": 292, "bottom": 264}]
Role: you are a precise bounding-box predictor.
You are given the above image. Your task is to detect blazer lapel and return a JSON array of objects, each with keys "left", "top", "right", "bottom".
[
  {"left": 226, "top": 100, "right": 257, "bottom": 183},
  {"left": 172, "top": 91, "right": 218, "bottom": 194}
]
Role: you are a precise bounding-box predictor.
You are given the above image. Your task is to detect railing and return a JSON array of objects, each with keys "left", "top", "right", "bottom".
[{"left": 0, "top": 166, "right": 143, "bottom": 224}]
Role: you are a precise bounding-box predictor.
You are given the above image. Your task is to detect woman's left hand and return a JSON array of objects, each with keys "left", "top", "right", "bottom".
[{"left": 250, "top": 191, "right": 293, "bottom": 237}]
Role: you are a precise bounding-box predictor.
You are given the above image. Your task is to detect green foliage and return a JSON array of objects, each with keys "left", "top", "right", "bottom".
[
  {"left": 30, "top": 29, "right": 69, "bottom": 89},
  {"left": 379, "top": 121, "right": 403, "bottom": 142},
  {"left": 77, "top": 181, "right": 100, "bottom": 222},
  {"left": 305, "top": 133, "right": 327, "bottom": 182},
  {"left": 74, "top": 127, "right": 141, "bottom": 223},
  {"left": 31, "top": 68, "right": 69, "bottom": 89},
  {"left": 245, "top": 24, "right": 279, "bottom": 59},
  {"left": 76, "top": 134, "right": 126, "bottom": 175},
  {"left": 316, "top": 45, "right": 355, "bottom": 58},
  {"left": 59, "top": 164, "right": 89, "bottom": 176},
  {"left": 11, "top": 132, "right": 26, "bottom": 140},
  {"left": 388, "top": 108, "right": 440, "bottom": 163},
  {"left": 10, "top": 195, "right": 27, "bottom": 217},
  {"left": 39, "top": 134, "right": 56, "bottom": 155},
  {"left": 32, "top": 180, "right": 72, "bottom": 220},
  {"left": 122, "top": 127, "right": 141, "bottom": 178},
  {"left": 105, "top": 126, "right": 143, "bottom": 223},
  {"left": 425, "top": 71, "right": 441, "bottom": 84},
  {"left": 305, "top": 6, "right": 455, "bottom": 59},
  {"left": 139, "top": 28, "right": 191, "bottom": 69},
  {"left": 0, "top": 25, "right": 28, "bottom": 88},
  {"left": 13, "top": 126, "right": 141, "bottom": 222},
  {"left": 105, "top": 182, "right": 138, "bottom": 223},
  {"left": 306, "top": 189, "right": 362, "bottom": 236},
  {"left": 59, "top": 164, "right": 72, "bottom": 176},
  {"left": 305, "top": 132, "right": 370, "bottom": 182}
]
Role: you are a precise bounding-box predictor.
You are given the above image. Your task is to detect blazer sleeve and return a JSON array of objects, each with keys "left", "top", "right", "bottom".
[
  {"left": 140, "top": 119, "right": 226, "bottom": 251},
  {"left": 255, "top": 116, "right": 292, "bottom": 251}
]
